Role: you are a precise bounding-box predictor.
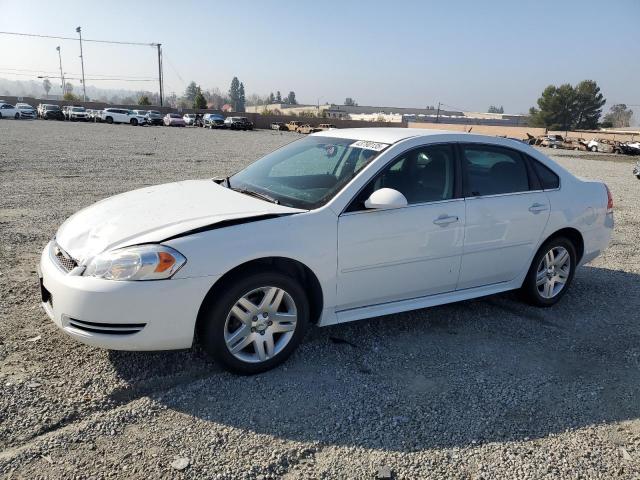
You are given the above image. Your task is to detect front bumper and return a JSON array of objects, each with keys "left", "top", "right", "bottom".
[{"left": 38, "top": 241, "right": 219, "bottom": 351}]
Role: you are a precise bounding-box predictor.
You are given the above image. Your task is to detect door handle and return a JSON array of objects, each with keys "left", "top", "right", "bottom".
[
  {"left": 528, "top": 203, "right": 548, "bottom": 213},
  {"left": 433, "top": 215, "right": 459, "bottom": 226}
]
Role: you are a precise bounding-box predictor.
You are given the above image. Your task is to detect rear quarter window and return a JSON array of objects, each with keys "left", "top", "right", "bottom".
[{"left": 529, "top": 157, "right": 560, "bottom": 190}]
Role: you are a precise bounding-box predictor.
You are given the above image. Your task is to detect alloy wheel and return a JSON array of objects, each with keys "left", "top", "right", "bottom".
[
  {"left": 536, "top": 246, "right": 571, "bottom": 299},
  {"left": 224, "top": 286, "right": 297, "bottom": 363}
]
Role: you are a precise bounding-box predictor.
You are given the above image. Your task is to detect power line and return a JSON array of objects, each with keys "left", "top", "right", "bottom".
[
  {"left": 0, "top": 30, "right": 158, "bottom": 47},
  {"left": 0, "top": 66, "right": 156, "bottom": 79}
]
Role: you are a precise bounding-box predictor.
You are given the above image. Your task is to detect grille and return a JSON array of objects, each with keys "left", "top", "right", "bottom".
[
  {"left": 52, "top": 243, "right": 78, "bottom": 273},
  {"left": 68, "top": 318, "right": 146, "bottom": 335}
]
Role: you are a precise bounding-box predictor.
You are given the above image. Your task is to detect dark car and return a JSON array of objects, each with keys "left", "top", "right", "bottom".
[
  {"left": 203, "top": 113, "right": 226, "bottom": 129},
  {"left": 224, "top": 116, "right": 253, "bottom": 130},
  {"left": 270, "top": 122, "right": 287, "bottom": 131},
  {"left": 145, "top": 110, "right": 164, "bottom": 125},
  {"left": 42, "top": 104, "right": 65, "bottom": 120}
]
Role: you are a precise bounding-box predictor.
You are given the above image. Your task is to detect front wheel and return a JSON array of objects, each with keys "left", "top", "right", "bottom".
[
  {"left": 590, "top": 146, "right": 597, "bottom": 152},
  {"left": 15, "top": 113, "right": 20, "bottom": 119},
  {"left": 520, "top": 237, "right": 576, "bottom": 307},
  {"left": 198, "top": 271, "right": 309, "bottom": 374},
  {"left": 106, "top": 117, "right": 113, "bottom": 124},
  {"left": 130, "top": 118, "right": 138, "bottom": 126}
]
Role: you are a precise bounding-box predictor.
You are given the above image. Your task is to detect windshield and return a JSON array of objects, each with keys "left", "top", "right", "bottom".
[
  {"left": 229, "top": 136, "right": 388, "bottom": 209},
  {"left": 149, "top": 111, "right": 160, "bottom": 115},
  {"left": 72, "top": 107, "right": 85, "bottom": 112},
  {"left": 47, "top": 105, "right": 61, "bottom": 110}
]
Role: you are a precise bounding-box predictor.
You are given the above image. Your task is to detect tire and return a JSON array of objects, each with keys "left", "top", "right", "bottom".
[
  {"left": 130, "top": 118, "right": 138, "bottom": 126},
  {"left": 520, "top": 236, "right": 576, "bottom": 307},
  {"left": 198, "top": 270, "right": 309, "bottom": 374},
  {"left": 15, "top": 113, "right": 20, "bottom": 119},
  {"left": 590, "top": 146, "right": 597, "bottom": 152},
  {"left": 0, "top": 113, "right": 3, "bottom": 119},
  {"left": 106, "top": 116, "right": 113, "bottom": 124}
]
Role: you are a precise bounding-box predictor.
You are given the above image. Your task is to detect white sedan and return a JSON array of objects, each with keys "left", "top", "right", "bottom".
[
  {"left": 0, "top": 102, "right": 20, "bottom": 119},
  {"left": 38, "top": 129, "right": 614, "bottom": 374}
]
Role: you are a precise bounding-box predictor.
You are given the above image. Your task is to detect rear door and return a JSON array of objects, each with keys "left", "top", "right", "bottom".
[{"left": 457, "top": 144, "right": 549, "bottom": 289}]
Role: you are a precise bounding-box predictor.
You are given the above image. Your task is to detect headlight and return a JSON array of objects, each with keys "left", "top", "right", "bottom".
[{"left": 84, "top": 245, "right": 186, "bottom": 281}]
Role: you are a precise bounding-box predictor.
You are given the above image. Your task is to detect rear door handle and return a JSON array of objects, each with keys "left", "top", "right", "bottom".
[
  {"left": 433, "top": 215, "right": 459, "bottom": 226},
  {"left": 528, "top": 203, "right": 548, "bottom": 213}
]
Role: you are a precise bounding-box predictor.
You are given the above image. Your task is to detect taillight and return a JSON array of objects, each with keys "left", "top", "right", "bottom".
[{"left": 605, "top": 184, "right": 614, "bottom": 213}]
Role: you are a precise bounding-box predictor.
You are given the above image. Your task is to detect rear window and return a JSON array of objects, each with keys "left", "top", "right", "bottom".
[
  {"left": 462, "top": 145, "right": 530, "bottom": 197},
  {"left": 530, "top": 157, "right": 560, "bottom": 190}
]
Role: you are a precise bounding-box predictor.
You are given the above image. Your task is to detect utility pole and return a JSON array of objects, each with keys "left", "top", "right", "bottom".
[
  {"left": 75, "top": 26, "right": 87, "bottom": 101},
  {"left": 436, "top": 102, "right": 441, "bottom": 123},
  {"left": 156, "top": 43, "right": 164, "bottom": 106},
  {"left": 56, "top": 46, "right": 65, "bottom": 96}
]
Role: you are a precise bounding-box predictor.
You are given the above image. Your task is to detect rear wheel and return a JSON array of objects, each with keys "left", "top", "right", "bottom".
[
  {"left": 130, "top": 118, "right": 138, "bottom": 126},
  {"left": 106, "top": 116, "right": 113, "bottom": 124},
  {"left": 198, "top": 271, "right": 309, "bottom": 374},
  {"left": 520, "top": 237, "right": 576, "bottom": 307},
  {"left": 590, "top": 146, "right": 597, "bottom": 152},
  {"left": 14, "top": 113, "right": 20, "bottom": 119}
]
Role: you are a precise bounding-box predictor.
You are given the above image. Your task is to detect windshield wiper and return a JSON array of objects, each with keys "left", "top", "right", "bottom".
[{"left": 232, "top": 188, "right": 279, "bottom": 204}]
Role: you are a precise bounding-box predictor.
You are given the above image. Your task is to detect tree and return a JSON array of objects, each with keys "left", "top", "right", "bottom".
[
  {"left": 193, "top": 87, "right": 207, "bottom": 109},
  {"left": 602, "top": 104, "right": 633, "bottom": 128},
  {"left": 344, "top": 97, "right": 357, "bottom": 106},
  {"left": 42, "top": 79, "right": 51, "bottom": 98},
  {"left": 488, "top": 105, "right": 504, "bottom": 114},
  {"left": 228, "top": 77, "right": 241, "bottom": 112},
  {"left": 528, "top": 83, "right": 577, "bottom": 130},
  {"left": 528, "top": 80, "right": 606, "bottom": 131},
  {"left": 275, "top": 91, "right": 282, "bottom": 103},
  {"left": 573, "top": 80, "right": 605, "bottom": 129},
  {"left": 238, "top": 82, "right": 246, "bottom": 112},
  {"left": 184, "top": 81, "right": 199, "bottom": 101},
  {"left": 138, "top": 95, "right": 151, "bottom": 106},
  {"left": 63, "top": 92, "right": 78, "bottom": 101},
  {"left": 64, "top": 82, "right": 74, "bottom": 95},
  {"left": 286, "top": 91, "right": 297, "bottom": 105},
  {"left": 268, "top": 92, "right": 275, "bottom": 104}
]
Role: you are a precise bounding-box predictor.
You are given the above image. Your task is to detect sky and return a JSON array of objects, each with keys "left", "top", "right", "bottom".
[{"left": 1, "top": 0, "right": 639, "bottom": 114}]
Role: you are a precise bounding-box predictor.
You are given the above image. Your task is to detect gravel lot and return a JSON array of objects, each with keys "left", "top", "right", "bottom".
[{"left": 1, "top": 120, "right": 639, "bottom": 479}]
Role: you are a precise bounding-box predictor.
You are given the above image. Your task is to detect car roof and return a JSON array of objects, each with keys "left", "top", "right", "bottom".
[{"left": 310, "top": 127, "right": 468, "bottom": 144}]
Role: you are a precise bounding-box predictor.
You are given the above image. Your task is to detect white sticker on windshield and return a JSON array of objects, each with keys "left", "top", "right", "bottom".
[{"left": 351, "top": 140, "right": 389, "bottom": 152}]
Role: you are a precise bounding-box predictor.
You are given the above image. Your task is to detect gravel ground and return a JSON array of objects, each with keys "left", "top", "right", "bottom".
[{"left": 1, "top": 120, "right": 639, "bottom": 479}]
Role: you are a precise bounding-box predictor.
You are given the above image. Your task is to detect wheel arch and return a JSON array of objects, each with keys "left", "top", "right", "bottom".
[
  {"left": 195, "top": 256, "right": 324, "bottom": 334},
  {"left": 540, "top": 227, "right": 584, "bottom": 264}
]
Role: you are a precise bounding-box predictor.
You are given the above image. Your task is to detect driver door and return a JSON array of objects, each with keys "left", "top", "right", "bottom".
[{"left": 336, "top": 144, "right": 465, "bottom": 311}]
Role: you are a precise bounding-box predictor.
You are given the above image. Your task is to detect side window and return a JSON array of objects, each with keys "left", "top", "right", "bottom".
[
  {"left": 462, "top": 145, "right": 530, "bottom": 197},
  {"left": 347, "top": 144, "right": 456, "bottom": 211},
  {"left": 529, "top": 157, "right": 560, "bottom": 190}
]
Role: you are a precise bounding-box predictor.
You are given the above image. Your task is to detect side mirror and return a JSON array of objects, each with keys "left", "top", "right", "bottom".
[{"left": 364, "top": 188, "right": 408, "bottom": 210}]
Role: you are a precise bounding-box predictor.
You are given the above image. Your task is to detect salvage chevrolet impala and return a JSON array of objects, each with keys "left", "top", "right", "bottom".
[{"left": 38, "top": 129, "right": 614, "bottom": 373}]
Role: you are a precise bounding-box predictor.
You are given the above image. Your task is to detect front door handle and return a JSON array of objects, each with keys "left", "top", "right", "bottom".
[
  {"left": 433, "top": 215, "right": 459, "bottom": 226},
  {"left": 528, "top": 203, "right": 548, "bottom": 213}
]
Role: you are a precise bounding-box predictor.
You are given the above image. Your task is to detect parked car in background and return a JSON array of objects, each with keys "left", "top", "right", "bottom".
[
  {"left": 317, "top": 123, "right": 337, "bottom": 131},
  {"left": 145, "top": 110, "right": 164, "bottom": 126},
  {"left": 619, "top": 142, "right": 640, "bottom": 156},
  {"left": 37, "top": 129, "right": 613, "bottom": 374},
  {"left": 183, "top": 114, "right": 196, "bottom": 126},
  {"left": 586, "top": 139, "right": 615, "bottom": 153},
  {"left": 101, "top": 108, "right": 145, "bottom": 125},
  {"left": 0, "top": 102, "right": 20, "bottom": 119},
  {"left": 67, "top": 106, "right": 89, "bottom": 122},
  {"left": 164, "top": 113, "right": 186, "bottom": 127},
  {"left": 540, "top": 135, "right": 564, "bottom": 149},
  {"left": 286, "top": 120, "right": 302, "bottom": 131},
  {"left": 16, "top": 103, "right": 36, "bottom": 119},
  {"left": 132, "top": 110, "right": 148, "bottom": 117},
  {"left": 297, "top": 124, "right": 320, "bottom": 134},
  {"left": 224, "top": 116, "right": 253, "bottom": 130},
  {"left": 633, "top": 160, "right": 640, "bottom": 179},
  {"left": 203, "top": 113, "right": 225, "bottom": 129},
  {"left": 40, "top": 104, "right": 65, "bottom": 120},
  {"left": 271, "top": 122, "right": 287, "bottom": 131}
]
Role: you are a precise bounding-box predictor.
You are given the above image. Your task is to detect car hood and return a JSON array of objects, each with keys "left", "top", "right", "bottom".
[{"left": 55, "top": 180, "right": 304, "bottom": 263}]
